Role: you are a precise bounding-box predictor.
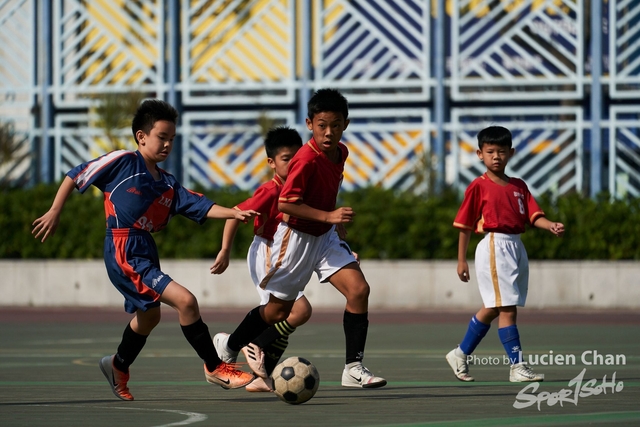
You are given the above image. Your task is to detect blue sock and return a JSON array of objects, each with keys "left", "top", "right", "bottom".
[
  {"left": 459, "top": 316, "right": 491, "bottom": 355},
  {"left": 498, "top": 325, "right": 522, "bottom": 365}
]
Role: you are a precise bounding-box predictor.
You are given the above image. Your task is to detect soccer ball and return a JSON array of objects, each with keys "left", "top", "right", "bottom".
[{"left": 271, "top": 356, "right": 320, "bottom": 405}]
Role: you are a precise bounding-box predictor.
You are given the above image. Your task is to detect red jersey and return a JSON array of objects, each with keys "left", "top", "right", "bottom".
[
  {"left": 453, "top": 173, "right": 545, "bottom": 234},
  {"left": 279, "top": 138, "right": 348, "bottom": 236},
  {"left": 236, "top": 175, "right": 284, "bottom": 241}
]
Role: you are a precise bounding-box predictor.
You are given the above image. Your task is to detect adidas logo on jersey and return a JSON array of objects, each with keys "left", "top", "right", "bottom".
[{"left": 127, "top": 187, "right": 142, "bottom": 195}]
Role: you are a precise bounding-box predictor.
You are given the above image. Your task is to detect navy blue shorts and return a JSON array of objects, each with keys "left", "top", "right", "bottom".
[{"left": 104, "top": 228, "right": 173, "bottom": 313}]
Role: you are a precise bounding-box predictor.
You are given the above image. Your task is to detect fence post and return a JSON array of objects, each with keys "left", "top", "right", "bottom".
[
  {"left": 298, "top": 0, "right": 311, "bottom": 128},
  {"left": 434, "top": 0, "right": 446, "bottom": 193},
  {"left": 39, "top": 0, "right": 53, "bottom": 184},
  {"left": 590, "top": 0, "right": 603, "bottom": 197},
  {"left": 166, "top": 0, "right": 182, "bottom": 180}
]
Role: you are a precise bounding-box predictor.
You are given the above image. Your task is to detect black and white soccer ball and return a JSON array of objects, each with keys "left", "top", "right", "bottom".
[{"left": 271, "top": 356, "right": 320, "bottom": 405}]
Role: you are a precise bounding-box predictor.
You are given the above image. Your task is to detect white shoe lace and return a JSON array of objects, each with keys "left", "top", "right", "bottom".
[
  {"left": 454, "top": 355, "right": 469, "bottom": 373},
  {"left": 358, "top": 365, "right": 373, "bottom": 377},
  {"left": 515, "top": 364, "right": 537, "bottom": 378},
  {"left": 349, "top": 364, "right": 376, "bottom": 381}
]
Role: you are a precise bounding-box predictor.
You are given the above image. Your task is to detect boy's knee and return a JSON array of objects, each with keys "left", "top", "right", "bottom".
[
  {"left": 302, "top": 304, "right": 312, "bottom": 323},
  {"left": 288, "top": 298, "right": 312, "bottom": 327},
  {"left": 498, "top": 307, "right": 517, "bottom": 320},
  {"left": 148, "top": 310, "right": 162, "bottom": 326},
  {"left": 188, "top": 295, "right": 201, "bottom": 313},
  {"left": 295, "top": 304, "right": 312, "bottom": 325},
  {"left": 351, "top": 281, "right": 370, "bottom": 300},
  {"left": 177, "top": 292, "right": 200, "bottom": 317},
  {"left": 262, "top": 303, "right": 292, "bottom": 325},
  {"left": 264, "top": 309, "right": 288, "bottom": 324},
  {"left": 135, "top": 308, "right": 161, "bottom": 332}
]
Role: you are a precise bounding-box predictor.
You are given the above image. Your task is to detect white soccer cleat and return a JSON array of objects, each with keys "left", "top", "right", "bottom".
[
  {"left": 446, "top": 348, "right": 475, "bottom": 382},
  {"left": 509, "top": 362, "right": 544, "bottom": 382},
  {"left": 341, "top": 362, "right": 387, "bottom": 388},
  {"left": 245, "top": 376, "right": 274, "bottom": 392},
  {"left": 213, "top": 332, "right": 238, "bottom": 363},
  {"left": 242, "top": 343, "right": 268, "bottom": 378}
]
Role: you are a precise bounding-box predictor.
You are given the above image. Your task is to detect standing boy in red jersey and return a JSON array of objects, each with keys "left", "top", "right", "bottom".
[
  {"left": 446, "top": 125, "right": 565, "bottom": 382},
  {"left": 32, "top": 99, "right": 257, "bottom": 401},
  {"left": 210, "top": 126, "right": 312, "bottom": 392},
  {"left": 218, "top": 88, "right": 387, "bottom": 388}
]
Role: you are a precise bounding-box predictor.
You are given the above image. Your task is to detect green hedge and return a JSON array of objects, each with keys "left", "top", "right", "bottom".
[{"left": 2, "top": 184, "right": 639, "bottom": 260}]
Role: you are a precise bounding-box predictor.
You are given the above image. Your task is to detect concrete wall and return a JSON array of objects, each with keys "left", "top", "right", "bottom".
[{"left": 2, "top": 260, "right": 639, "bottom": 309}]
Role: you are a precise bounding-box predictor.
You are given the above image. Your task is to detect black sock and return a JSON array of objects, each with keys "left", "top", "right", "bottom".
[
  {"left": 181, "top": 317, "right": 221, "bottom": 372},
  {"left": 264, "top": 337, "right": 290, "bottom": 376},
  {"left": 254, "top": 320, "right": 296, "bottom": 375},
  {"left": 114, "top": 323, "right": 148, "bottom": 373},
  {"left": 227, "top": 306, "right": 271, "bottom": 352},
  {"left": 254, "top": 319, "right": 296, "bottom": 348},
  {"left": 344, "top": 311, "right": 368, "bottom": 364}
]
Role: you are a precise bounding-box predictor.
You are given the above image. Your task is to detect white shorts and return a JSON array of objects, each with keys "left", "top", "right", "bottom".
[
  {"left": 474, "top": 232, "right": 529, "bottom": 308},
  {"left": 257, "top": 223, "right": 358, "bottom": 301},
  {"left": 247, "top": 235, "right": 304, "bottom": 304}
]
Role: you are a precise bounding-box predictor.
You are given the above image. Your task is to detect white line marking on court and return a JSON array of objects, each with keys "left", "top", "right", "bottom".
[
  {"left": 127, "top": 408, "right": 208, "bottom": 427},
  {"left": 26, "top": 404, "right": 207, "bottom": 426}
]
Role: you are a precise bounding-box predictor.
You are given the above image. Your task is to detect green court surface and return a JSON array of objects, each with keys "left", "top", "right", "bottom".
[{"left": 1, "top": 308, "right": 638, "bottom": 427}]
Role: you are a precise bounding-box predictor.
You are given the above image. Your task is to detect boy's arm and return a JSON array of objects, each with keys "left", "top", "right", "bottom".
[
  {"left": 210, "top": 218, "right": 242, "bottom": 275},
  {"left": 532, "top": 216, "right": 565, "bottom": 237},
  {"left": 335, "top": 223, "right": 348, "bottom": 239},
  {"left": 457, "top": 229, "right": 472, "bottom": 282},
  {"left": 334, "top": 224, "right": 359, "bottom": 263},
  {"left": 206, "top": 204, "right": 258, "bottom": 222},
  {"left": 278, "top": 201, "right": 354, "bottom": 224},
  {"left": 32, "top": 176, "right": 77, "bottom": 243}
]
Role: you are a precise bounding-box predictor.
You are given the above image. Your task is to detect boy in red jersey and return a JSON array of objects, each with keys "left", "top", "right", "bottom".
[
  {"left": 210, "top": 126, "right": 312, "bottom": 392},
  {"left": 32, "top": 100, "right": 257, "bottom": 400},
  {"left": 446, "top": 125, "right": 565, "bottom": 382},
  {"left": 218, "top": 89, "right": 386, "bottom": 388}
]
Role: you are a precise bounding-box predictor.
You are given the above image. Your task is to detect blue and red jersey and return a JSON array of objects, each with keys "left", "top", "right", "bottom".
[
  {"left": 67, "top": 150, "right": 214, "bottom": 231},
  {"left": 67, "top": 149, "right": 215, "bottom": 313}
]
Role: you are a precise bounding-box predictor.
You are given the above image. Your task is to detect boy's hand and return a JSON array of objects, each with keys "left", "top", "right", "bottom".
[
  {"left": 336, "top": 223, "right": 348, "bottom": 239},
  {"left": 210, "top": 249, "right": 230, "bottom": 274},
  {"left": 457, "top": 260, "right": 470, "bottom": 282},
  {"left": 326, "top": 207, "right": 354, "bottom": 224},
  {"left": 234, "top": 209, "right": 259, "bottom": 223},
  {"left": 32, "top": 210, "right": 61, "bottom": 243},
  {"left": 549, "top": 222, "right": 564, "bottom": 237}
]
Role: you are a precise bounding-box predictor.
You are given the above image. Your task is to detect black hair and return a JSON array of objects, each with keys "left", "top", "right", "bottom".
[
  {"left": 307, "top": 88, "right": 349, "bottom": 121},
  {"left": 264, "top": 126, "right": 303, "bottom": 159},
  {"left": 477, "top": 126, "right": 512, "bottom": 149},
  {"left": 131, "top": 99, "right": 179, "bottom": 143}
]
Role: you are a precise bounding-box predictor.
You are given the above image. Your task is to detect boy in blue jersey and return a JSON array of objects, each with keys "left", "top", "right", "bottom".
[{"left": 32, "top": 99, "right": 258, "bottom": 401}]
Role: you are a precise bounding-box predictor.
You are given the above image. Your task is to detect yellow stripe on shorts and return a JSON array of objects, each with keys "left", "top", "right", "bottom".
[
  {"left": 489, "top": 232, "right": 502, "bottom": 306},
  {"left": 259, "top": 226, "right": 292, "bottom": 289}
]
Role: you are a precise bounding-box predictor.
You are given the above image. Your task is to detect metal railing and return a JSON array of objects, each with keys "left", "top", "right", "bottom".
[{"left": 0, "top": 0, "right": 638, "bottom": 199}]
